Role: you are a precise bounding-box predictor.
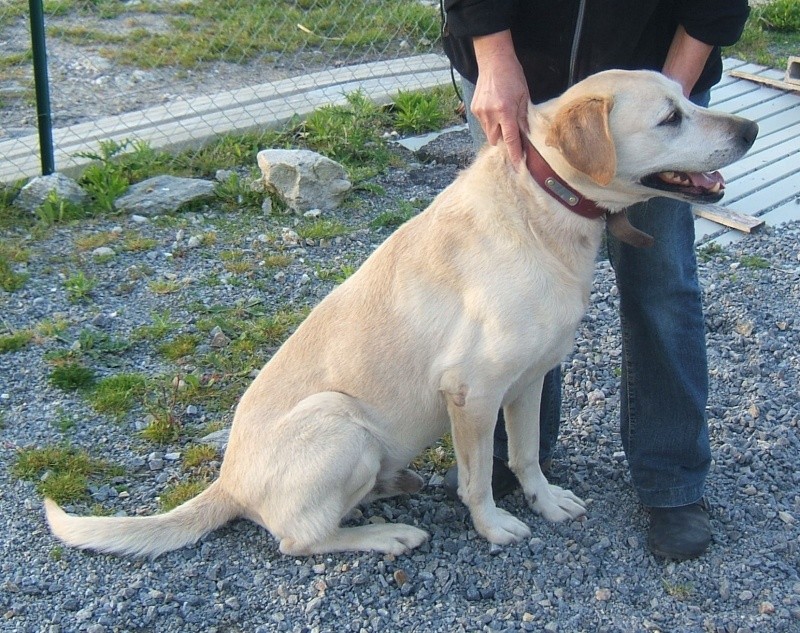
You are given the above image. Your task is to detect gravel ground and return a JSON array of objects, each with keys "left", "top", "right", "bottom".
[{"left": 1, "top": 134, "right": 799, "bottom": 633}]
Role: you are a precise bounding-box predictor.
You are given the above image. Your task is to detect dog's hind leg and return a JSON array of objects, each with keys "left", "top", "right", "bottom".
[
  {"left": 504, "top": 376, "right": 586, "bottom": 522},
  {"left": 255, "top": 391, "right": 428, "bottom": 556},
  {"left": 362, "top": 468, "right": 425, "bottom": 504}
]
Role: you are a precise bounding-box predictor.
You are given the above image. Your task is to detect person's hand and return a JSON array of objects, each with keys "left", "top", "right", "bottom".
[{"left": 472, "top": 31, "right": 530, "bottom": 165}]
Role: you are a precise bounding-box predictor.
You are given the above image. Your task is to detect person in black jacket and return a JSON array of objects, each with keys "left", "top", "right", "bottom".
[{"left": 441, "top": 0, "right": 750, "bottom": 560}]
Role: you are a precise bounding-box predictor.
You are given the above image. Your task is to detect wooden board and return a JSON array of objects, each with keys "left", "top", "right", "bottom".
[
  {"left": 729, "top": 70, "right": 800, "bottom": 95},
  {"left": 693, "top": 204, "right": 765, "bottom": 233}
]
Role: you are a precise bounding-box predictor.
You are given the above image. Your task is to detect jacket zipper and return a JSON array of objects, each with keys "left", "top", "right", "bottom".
[{"left": 568, "top": 0, "right": 587, "bottom": 87}]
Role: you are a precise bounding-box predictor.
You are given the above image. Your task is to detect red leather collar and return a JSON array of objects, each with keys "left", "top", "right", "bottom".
[{"left": 523, "top": 137, "right": 606, "bottom": 220}]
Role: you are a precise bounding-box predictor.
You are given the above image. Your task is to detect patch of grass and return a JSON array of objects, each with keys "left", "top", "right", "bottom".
[
  {"left": 661, "top": 579, "right": 694, "bottom": 600},
  {"left": 370, "top": 199, "right": 425, "bottom": 230},
  {"left": 74, "top": 230, "right": 119, "bottom": 252},
  {"left": 296, "top": 219, "right": 348, "bottom": 241},
  {"left": 36, "top": 316, "right": 70, "bottom": 339},
  {"left": 158, "top": 334, "right": 200, "bottom": 361},
  {"left": 35, "top": 192, "right": 91, "bottom": 227},
  {"left": 133, "top": 310, "right": 180, "bottom": 342},
  {"left": 263, "top": 253, "right": 293, "bottom": 268},
  {"left": 77, "top": 329, "right": 131, "bottom": 359},
  {"left": 140, "top": 376, "right": 197, "bottom": 443},
  {"left": 302, "top": 91, "right": 393, "bottom": 176},
  {"left": 391, "top": 87, "right": 459, "bottom": 135},
  {"left": 148, "top": 279, "right": 183, "bottom": 295},
  {"left": 740, "top": 254, "right": 770, "bottom": 269},
  {"left": 49, "top": 363, "right": 95, "bottom": 391},
  {"left": 0, "top": 256, "right": 29, "bottom": 292},
  {"left": 215, "top": 172, "right": 264, "bottom": 212},
  {"left": 88, "top": 373, "right": 148, "bottom": 416},
  {"left": 756, "top": 0, "right": 800, "bottom": 32},
  {"left": 697, "top": 242, "right": 724, "bottom": 262},
  {"left": 64, "top": 271, "right": 97, "bottom": 303},
  {"left": 316, "top": 263, "right": 357, "bottom": 283},
  {"left": 0, "top": 330, "right": 33, "bottom": 354},
  {"left": 12, "top": 444, "right": 124, "bottom": 505},
  {"left": 49, "top": 1, "right": 438, "bottom": 70},
  {"left": 412, "top": 434, "right": 455, "bottom": 472},
  {"left": 183, "top": 444, "right": 217, "bottom": 468},
  {"left": 121, "top": 234, "right": 158, "bottom": 252},
  {"left": 725, "top": 4, "right": 800, "bottom": 69},
  {"left": 159, "top": 480, "right": 209, "bottom": 512}
]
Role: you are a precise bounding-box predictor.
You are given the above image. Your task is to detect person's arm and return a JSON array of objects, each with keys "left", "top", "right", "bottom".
[
  {"left": 471, "top": 30, "right": 530, "bottom": 164},
  {"left": 661, "top": 24, "right": 713, "bottom": 97},
  {"left": 668, "top": 0, "right": 750, "bottom": 95}
]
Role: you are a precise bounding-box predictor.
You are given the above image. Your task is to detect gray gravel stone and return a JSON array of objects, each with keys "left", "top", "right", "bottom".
[{"left": 1, "top": 137, "right": 799, "bottom": 632}]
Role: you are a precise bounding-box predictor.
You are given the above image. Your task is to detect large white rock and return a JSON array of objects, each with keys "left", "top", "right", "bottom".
[{"left": 257, "top": 149, "right": 351, "bottom": 213}]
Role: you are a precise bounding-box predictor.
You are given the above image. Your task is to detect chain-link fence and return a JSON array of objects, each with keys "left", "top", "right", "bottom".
[{"left": 0, "top": 0, "right": 452, "bottom": 183}]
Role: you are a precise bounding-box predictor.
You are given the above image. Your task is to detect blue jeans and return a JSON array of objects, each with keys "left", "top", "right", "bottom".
[{"left": 461, "top": 78, "right": 711, "bottom": 508}]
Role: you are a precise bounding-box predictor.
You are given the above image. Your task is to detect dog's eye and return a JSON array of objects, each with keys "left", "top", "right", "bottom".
[{"left": 660, "top": 110, "right": 682, "bottom": 126}]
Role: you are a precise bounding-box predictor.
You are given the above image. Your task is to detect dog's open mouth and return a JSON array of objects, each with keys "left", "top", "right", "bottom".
[{"left": 641, "top": 170, "right": 725, "bottom": 202}]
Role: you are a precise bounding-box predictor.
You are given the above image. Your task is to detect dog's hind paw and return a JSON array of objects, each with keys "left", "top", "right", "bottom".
[
  {"left": 527, "top": 484, "right": 586, "bottom": 522},
  {"left": 280, "top": 523, "right": 429, "bottom": 556},
  {"left": 355, "top": 524, "right": 429, "bottom": 555}
]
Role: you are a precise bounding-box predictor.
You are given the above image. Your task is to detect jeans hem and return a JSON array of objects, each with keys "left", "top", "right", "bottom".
[{"left": 637, "top": 485, "right": 706, "bottom": 509}]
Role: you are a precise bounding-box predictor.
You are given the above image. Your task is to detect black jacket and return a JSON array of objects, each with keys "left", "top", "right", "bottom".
[{"left": 442, "top": 0, "right": 750, "bottom": 102}]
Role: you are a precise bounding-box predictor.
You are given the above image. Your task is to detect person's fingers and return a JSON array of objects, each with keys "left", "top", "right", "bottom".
[{"left": 500, "top": 118, "right": 523, "bottom": 165}]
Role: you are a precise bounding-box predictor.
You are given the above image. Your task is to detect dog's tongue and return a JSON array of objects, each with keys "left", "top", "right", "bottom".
[{"left": 687, "top": 170, "right": 724, "bottom": 189}]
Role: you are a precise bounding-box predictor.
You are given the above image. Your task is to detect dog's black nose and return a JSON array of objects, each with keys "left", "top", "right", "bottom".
[{"left": 741, "top": 119, "right": 759, "bottom": 149}]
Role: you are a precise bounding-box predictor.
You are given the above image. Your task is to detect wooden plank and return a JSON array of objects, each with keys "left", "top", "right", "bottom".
[
  {"left": 714, "top": 86, "right": 791, "bottom": 115},
  {"left": 723, "top": 133, "right": 800, "bottom": 181},
  {"left": 732, "top": 91, "right": 800, "bottom": 120},
  {"left": 759, "top": 198, "right": 800, "bottom": 227},
  {"left": 723, "top": 153, "right": 800, "bottom": 202},
  {"left": 729, "top": 69, "right": 800, "bottom": 94},
  {"left": 746, "top": 106, "right": 800, "bottom": 137},
  {"left": 727, "top": 171, "right": 800, "bottom": 215},
  {"left": 693, "top": 204, "right": 765, "bottom": 232}
]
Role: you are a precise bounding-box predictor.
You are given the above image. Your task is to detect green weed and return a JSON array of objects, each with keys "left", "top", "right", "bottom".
[
  {"left": 296, "top": 219, "right": 348, "bottom": 241},
  {"left": 697, "top": 242, "right": 724, "bottom": 262},
  {"left": 0, "top": 257, "right": 29, "bottom": 292},
  {"left": 0, "top": 330, "right": 33, "bottom": 354},
  {"left": 392, "top": 87, "right": 457, "bottom": 135},
  {"left": 36, "top": 191, "right": 90, "bottom": 227},
  {"left": 12, "top": 444, "right": 124, "bottom": 505},
  {"left": 88, "top": 373, "right": 148, "bottom": 416},
  {"left": 49, "top": 363, "right": 95, "bottom": 391},
  {"left": 740, "top": 254, "right": 770, "bottom": 270},
  {"left": 158, "top": 334, "right": 201, "bottom": 361},
  {"left": 756, "top": 0, "right": 800, "bottom": 32},
  {"left": 183, "top": 444, "right": 217, "bottom": 468},
  {"left": 159, "top": 480, "right": 208, "bottom": 512},
  {"left": 64, "top": 271, "right": 97, "bottom": 303}
]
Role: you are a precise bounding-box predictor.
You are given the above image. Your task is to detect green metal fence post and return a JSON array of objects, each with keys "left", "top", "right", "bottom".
[{"left": 28, "top": 0, "right": 55, "bottom": 175}]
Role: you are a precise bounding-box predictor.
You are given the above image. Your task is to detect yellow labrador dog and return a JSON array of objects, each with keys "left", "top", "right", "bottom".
[{"left": 46, "top": 70, "right": 757, "bottom": 558}]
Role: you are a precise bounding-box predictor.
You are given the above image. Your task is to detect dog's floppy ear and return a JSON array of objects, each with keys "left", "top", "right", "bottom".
[{"left": 545, "top": 96, "right": 616, "bottom": 186}]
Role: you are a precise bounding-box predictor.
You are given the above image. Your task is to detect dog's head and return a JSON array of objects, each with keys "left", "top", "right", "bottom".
[{"left": 533, "top": 70, "right": 758, "bottom": 211}]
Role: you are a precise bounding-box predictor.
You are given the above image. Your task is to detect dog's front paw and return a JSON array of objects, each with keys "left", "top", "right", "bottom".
[
  {"left": 527, "top": 484, "right": 586, "bottom": 522},
  {"left": 474, "top": 508, "right": 531, "bottom": 545}
]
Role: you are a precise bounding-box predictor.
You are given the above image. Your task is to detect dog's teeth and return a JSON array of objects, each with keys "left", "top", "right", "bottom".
[{"left": 709, "top": 182, "right": 722, "bottom": 193}]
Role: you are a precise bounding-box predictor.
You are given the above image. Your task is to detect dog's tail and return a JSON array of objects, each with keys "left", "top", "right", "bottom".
[{"left": 44, "top": 480, "right": 240, "bottom": 559}]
